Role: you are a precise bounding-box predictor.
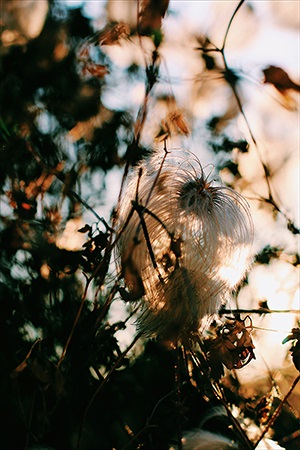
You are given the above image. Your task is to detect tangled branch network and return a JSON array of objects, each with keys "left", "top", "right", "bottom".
[{"left": 116, "top": 149, "right": 254, "bottom": 341}]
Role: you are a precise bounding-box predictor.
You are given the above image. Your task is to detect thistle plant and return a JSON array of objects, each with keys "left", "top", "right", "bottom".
[{"left": 116, "top": 149, "right": 254, "bottom": 340}]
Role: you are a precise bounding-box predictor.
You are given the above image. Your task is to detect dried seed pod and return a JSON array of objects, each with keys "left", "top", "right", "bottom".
[{"left": 116, "top": 149, "right": 253, "bottom": 339}]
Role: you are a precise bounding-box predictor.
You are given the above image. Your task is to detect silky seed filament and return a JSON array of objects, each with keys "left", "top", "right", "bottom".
[{"left": 116, "top": 149, "right": 254, "bottom": 340}]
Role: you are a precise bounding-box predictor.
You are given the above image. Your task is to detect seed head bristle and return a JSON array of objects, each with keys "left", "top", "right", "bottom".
[{"left": 116, "top": 149, "right": 254, "bottom": 340}]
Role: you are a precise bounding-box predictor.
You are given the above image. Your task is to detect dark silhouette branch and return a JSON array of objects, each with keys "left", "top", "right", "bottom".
[{"left": 255, "top": 374, "right": 300, "bottom": 448}]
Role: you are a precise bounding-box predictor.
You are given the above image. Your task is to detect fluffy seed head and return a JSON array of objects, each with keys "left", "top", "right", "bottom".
[{"left": 116, "top": 149, "right": 253, "bottom": 339}]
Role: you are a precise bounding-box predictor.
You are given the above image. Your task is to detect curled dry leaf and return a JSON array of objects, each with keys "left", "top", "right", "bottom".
[
  {"left": 263, "top": 65, "right": 300, "bottom": 95},
  {"left": 263, "top": 66, "right": 300, "bottom": 111},
  {"left": 77, "top": 24, "right": 130, "bottom": 81},
  {"left": 139, "top": 0, "right": 170, "bottom": 35},
  {"left": 283, "top": 327, "right": 300, "bottom": 372},
  {"left": 157, "top": 111, "right": 190, "bottom": 140},
  {"left": 204, "top": 316, "right": 255, "bottom": 379},
  {"left": 97, "top": 23, "right": 130, "bottom": 46},
  {"left": 82, "top": 63, "right": 109, "bottom": 79},
  {"left": 80, "top": 228, "right": 110, "bottom": 274}
]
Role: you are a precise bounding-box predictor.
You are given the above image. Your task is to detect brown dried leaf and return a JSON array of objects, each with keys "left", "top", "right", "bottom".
[
  {"left": 156, "top": 111, "right": 190, "bottom": 140},
  {"left": 68, "top": 108, "right": 113, "bottom": 142},
  {"left": 170, "top": 112, "right": 190, "bottom": 135},
  {"left": 10, "top": 338, "right": 41, "bottom": 379},
  {"left": 10, "top": 360, "right": 28, "bottom": 379},
  {"left": 139, "top": 0, "right": 170, "bottom": 35},
  {"left": 205, "top": 317, "right": 255, "bottom": 379},
  {"left": 283, "top": 327, "right": 300, "bottom": 372},
  {"left": 263, "top": 65, "right": 300, "bottom": 95},
  {"left": 83, "top": 63, "right": 109, "bottom": 79},
  {"left": 78, "top": 224, "right": 92, "bottom": 234},
  {"left": 98, "top": 23, "right": 130, "bottom": 46}
]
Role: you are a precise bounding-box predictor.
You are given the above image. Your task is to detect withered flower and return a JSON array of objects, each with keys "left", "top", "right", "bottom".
[{"left": 116, "top": 149, "right": 253, "bottom": 339}]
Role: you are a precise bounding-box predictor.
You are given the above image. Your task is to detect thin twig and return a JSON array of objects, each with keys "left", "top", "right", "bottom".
[
  {"left": 190, "top": 336, "right": 255, "bottom": 450},
  {"left": 136, "top": 205, "right": 166, "bottom": 285},
  {"left": 175, "top": 344, "right": 183, "bottom": 450},
  {"left": 254, "top": 374, "right": 300, "bottom": 448},
  {"left": 199, "top": 0, "right": 297, "bottom": 228},
  {"left": 213, "top": 382, "right": 255, "bottom": 450},
  {"left": 221, "top": 0, "right": 245, "bottom": 51},
  {"left": 57, "top": 280, "right": 91, "bottom": 368},
  {"left": 114, "top": 45, "right": 160, "bottom": 226},
  {"left": 77, "top": 332, "right": 142, "bottom": 449},
  {"left": 220, "top": 308, "right": 300, "bottom": 315},
  {"left": 132, "top": 138, "right": 170, "bottom": 245}
]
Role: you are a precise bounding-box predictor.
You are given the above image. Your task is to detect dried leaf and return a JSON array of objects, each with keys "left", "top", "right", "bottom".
[
  {"left": 170, "top": 112, "right": 190, "bottom": 135},
  {"left": 98, "top": 24, "right": 130, "bottom": 46},
  {"left": 10, "top": 339, "right": 41, "bottom": 379},
  {"left": 283, "top": 327, "right": 300, "bottom": 372},
  {"left": 205, "top": 316, "right": 255, "bottom": 379},
  {"left": 263, "top": 65, "right": 300, "bottom": 95},
  {"left": 139, "top": 0, "right": 170, "bottom": 36},
  {"left": 83, "top": 63, "right": 109, "bottom": 79},
  {"left": 157, "top": 111, "right": 190, "bottom": 140},
  {"left": 10, "top": 360, "right": 28, "bottom": 379},
  {"left": 78, "top": 224, "right": 92, "bottom": 234}
]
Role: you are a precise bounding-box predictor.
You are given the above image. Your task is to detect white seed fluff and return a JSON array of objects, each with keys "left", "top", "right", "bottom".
[{"left": 116, "top": 149, "right": 254, "bottom": 339}]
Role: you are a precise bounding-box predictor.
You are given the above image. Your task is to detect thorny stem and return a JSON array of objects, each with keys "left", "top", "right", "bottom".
[
  {"left": 254, "top": 374, "right": 300, "bottom": 448},
  {"left": 77, "top": 332, "right": 142, "bottom": 450}
]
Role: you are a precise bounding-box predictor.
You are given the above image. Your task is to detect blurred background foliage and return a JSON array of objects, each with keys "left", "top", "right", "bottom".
[{"left": 0, "top": 1, "right": 299, "bottom": 449}]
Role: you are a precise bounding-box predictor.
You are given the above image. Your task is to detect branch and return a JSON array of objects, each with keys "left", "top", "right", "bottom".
[
  {"left": 220, "top": 308, "right": 300, "bottom": 316},
  {"left": 221, "top": 0, "right": 246, "bottom": 51},
  {"left": 254, "top": 374, "right": 300, "bottom": 448}
]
